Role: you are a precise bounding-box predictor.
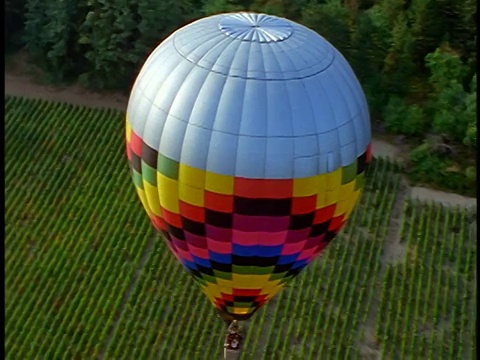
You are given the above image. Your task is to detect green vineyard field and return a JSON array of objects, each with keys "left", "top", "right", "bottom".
[{"left": 5, "top": 95, "right": 476, "bottom": 359}]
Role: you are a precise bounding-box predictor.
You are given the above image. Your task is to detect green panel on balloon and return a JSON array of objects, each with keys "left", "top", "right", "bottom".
[
  {"left": 234, "top": 302, "right": 256, "bottom": 308},
  {"left": 131, "top": 169, "right": 144, "bottom": 189},
  {"left": 214, "top": 270, "right": 233, "bottom": 280},
  {"left": 157, "top": 153, "right": 179, "bottom": 180},
  {"left": 268, "top": 272, "right": 288, "bottom": 281},
  {"left": 141, "top": 161, "right": 157, "bottom": 185},
  {"left": 341, "top": 160, "right": 358, "bottom": 185},
  {"left": 355, "top": 172, "right": 365, "bottom": 191},
  {"left": 202, "top": 274, "right": 218, "bottom": 284},
  {"left": 232, "top": 265, "right": 276, "bottom": 275},
  {"left": 192, "top": 276, "right": 207, "bottom": 286}
]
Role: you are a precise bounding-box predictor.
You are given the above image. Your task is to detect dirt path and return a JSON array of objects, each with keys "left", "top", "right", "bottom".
[
  {"left": 371, "top": 138, "right": 403, "bottom": 162},
  {"left": 410, "top": 186, "right": 476, "bottom": 209},
  {"left": 5, "top": 73, "right": 127, "bottom": 111},
  {"left": 4, "top": 72, "right": 476, "bottom": 209}
]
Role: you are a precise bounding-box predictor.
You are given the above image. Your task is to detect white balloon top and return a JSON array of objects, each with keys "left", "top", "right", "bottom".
[{"left": 127, "top": 12, "right": 371, "bottom": 178}]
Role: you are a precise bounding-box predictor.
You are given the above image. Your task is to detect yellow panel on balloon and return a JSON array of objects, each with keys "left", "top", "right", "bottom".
[
  {"left": 135, "top": 187, "right": 153, "bottom": 218},
  {"left": 323, "top": 187, "right": 340, "bottom": 207},
  {"left": 260, "top": 280, "right": 283, "bottom": 297},
  {"left": 314, "top": 174, "right": 329, "bottom": 208},
  {"left": 125, "top": 120, "right": 132, "bottom": 143},
  {"left": 143, "top": 181, "right": 162, "bottom": 216},
  {"left": 293, "top": 175, "right": 318, "bottom": 197},
  {"left": 326, "top": 168, "right": 341, "bottom": 190},
  {"left": 340, "top": 180, "right": 356, "bottom": 200},
  {"left": 179, "top": 163, "right": 206, "bottom": 189},
  {"left": 178, "top": 182, "right": 205, "bottom": 207},
  {"left": 218, "top": 285, "right": 233, "bottom": 295},
  {"left": 205, "top": 171, "right": 234, "bottom": 195},
  {"left": 202, "top": 283, "right": 222, "bottom": 302},
  {"left": 334, "top": 181, "right": 356, "bottom": 217},
  {"left": 231, "top": 274, "right": 270, "bottom": 289},
  {"left": 344, "top": 190, "right": 362, "bottom": 219},
  {"left": 216, "top": 278, "right": 234, "bottom": 290},
  {"left": 157, "top": 173, "right": 180, "bottom": 213},
  {"left": 315, "top": 192, "right": 326, "bottom": 209},
  {"left": 232, "top": 307, "right": 251, "bottom": 315},
  {"left": 334, "top": 199, "right": 346, "bottom": 217}
]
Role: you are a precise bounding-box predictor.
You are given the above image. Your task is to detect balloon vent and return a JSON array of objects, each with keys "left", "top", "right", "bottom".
[{"left": 219, "top": 13, "right": 293, "bottom": 43}]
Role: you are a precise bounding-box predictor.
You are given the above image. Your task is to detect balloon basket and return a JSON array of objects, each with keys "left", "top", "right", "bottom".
[{"left": 223, "top": 320, "right": 244, "bottom": 360}]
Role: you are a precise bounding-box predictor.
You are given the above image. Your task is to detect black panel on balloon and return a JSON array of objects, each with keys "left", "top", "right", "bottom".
[
  {"left": 188, "top": 269, "right": 203, "bottom": 279},
  {"left": 142, "top": 143, "right": 158, "bottom": 169},
  {"left": 272, "top": 263, "right": 294, "bottom": 274},
  {"left": 233, "top": 197, "right": 292, "bottom": 216},
  {"left": 232, "top": 255, "right": 280, "bottom": 267},
  {"left": 196, "top": 265, "right": 215, "bottom": 276},
  {"left": 357, "top": 151, "right": 367, "bottom": 174},
  {"left": 323, "top": 230, "right": 338, "bottom": 243},
  {"left": 288, "top": 212, "right": 315, "bottom": 230},
  {"left": 205, "top": 209, "right": 233, "bottom": 228},
  {"left": 211, "top": 261, "right": 232, "bottom": 272},
  {"left": 309, "top": 221, "right": 330, "bottom": 237},
  {"left": 232, "top": 296, "right": 257, "bottom": 303},
  {"left": 168, "top": 225, "right": 185, "bottom": 240},
  {"left": 286, "top": 267, "right": 303, "bottom": 278},
  {"left": 181, "top": 217, "right": 206, "bottom": 236},
  {"left": 129, "top": 151, "right": 142, "bottom": 173}
]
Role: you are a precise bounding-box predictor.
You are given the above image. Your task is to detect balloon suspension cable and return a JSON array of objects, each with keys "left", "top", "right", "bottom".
[{"left": 223, "top": 320, "right": 244, "bottom": 360}]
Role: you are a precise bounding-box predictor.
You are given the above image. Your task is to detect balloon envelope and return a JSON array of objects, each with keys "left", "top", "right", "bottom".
[{"left": 125, "top": 12, "right": 372, "bottom": 320}]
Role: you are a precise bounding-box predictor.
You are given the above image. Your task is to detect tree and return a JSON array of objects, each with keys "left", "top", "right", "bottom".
[
  {"left": 408, "top": 0, "right": 447, "bottom": 63},
  {"left": 407, "top": 141, "right": 447, "bottom": 185},
  {"left": 77, "top": 0, "right": 197, "bottom": 90},
  {"left": 302, "top": 0, "right": 352, "bottom": 58},
  {"left": 77, "top": 0, "right": 139, "bottom": 89},
  {"left": 5, "top": 0, "right": 27, "bottom": 51},
  {"left": 436, "top": 0, "right": 476, "bottom": 62},
  {"left": 250, "top": 0, "right": 308, "bottom": 20},
  {"left": 425, "top": 46, "right": 473, "bottom": 143},
  {"left": 462, "top": 74, "right": 476, "bottom": 149},
  {"left": 23, "top": 0, "right": 83, "bottom": 82},
  {"left": 349, "top": 4, "right": 392, "bottom": 114},
  {"left": 383, "top": 96, "right": 426, "bottom": 136},
  {"left": 203, "top": 0, "right": 247, "bottom": 15},
  {"left": 135, "top": 0, "right": 200, "bottom": 64},
  {"left": 425, "top": 45, "right": 468, "bottom": 93},
  {"left": 382, "top": 13, "right": 416, "bottom": 97}
]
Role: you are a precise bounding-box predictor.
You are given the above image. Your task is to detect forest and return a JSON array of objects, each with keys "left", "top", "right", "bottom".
[{"left": 5, "top": 0, "right": 477, "bottom": 196}]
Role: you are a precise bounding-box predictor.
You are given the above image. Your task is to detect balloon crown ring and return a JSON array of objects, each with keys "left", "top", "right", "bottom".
[{"left": 219, "top": 12, "right": 293, "bottom": 43}]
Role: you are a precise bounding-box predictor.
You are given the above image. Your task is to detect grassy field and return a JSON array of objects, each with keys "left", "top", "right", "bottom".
[{"left": 5, "top": 95, "right": 476, "bottom": 359}]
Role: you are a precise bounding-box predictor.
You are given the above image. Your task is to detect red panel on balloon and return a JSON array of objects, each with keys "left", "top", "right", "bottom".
[
  {"left": 207, "top": 238, "right": 232, "bottom": 254},
  {"left": 179, "top": 201, "right": 206, "bottom": 222},
  {"left": 366, "top": 143, "right": 373, "bottom": 162},
  {"left": 328, "top": 216, "right": 345, "bottom": 232},
  {"left": 232, "top": 289, "right": 261, "bottom": 297},
  {"left": 187, "top": 244, "right": 210, "bottom": 259},
  {"left": 291, "top": 195, "right": 317, "bottom": 214},
  {"left": 234, "top": 178, "right": 294, "bottom": 199},
  {"left": 281, "top": 240, "right": 306, "bottom": 255},
  {"left": 129, "top": 130, "right": 143, "bottom": 157},
  {"left": 205, "top": 191, "right": 234, "bottom": 212},
  {"left": 313, "top": 204, "right": 336, "bottom": 224},
  {"left": 150, "top": 214, "right": 167, "bottom": 232},
  {"left": 161, "top": 208, "right": 183, "bottom": 228}
]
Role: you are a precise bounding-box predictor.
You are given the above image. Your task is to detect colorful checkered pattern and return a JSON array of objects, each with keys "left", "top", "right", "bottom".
[{"left": 126, "top": 118, "right": 372, "bottom": 319}]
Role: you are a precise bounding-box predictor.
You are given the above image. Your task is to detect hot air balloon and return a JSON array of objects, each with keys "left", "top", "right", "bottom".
[{"left": 125, "top": 11, "right": 371, "bottom": 356}]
